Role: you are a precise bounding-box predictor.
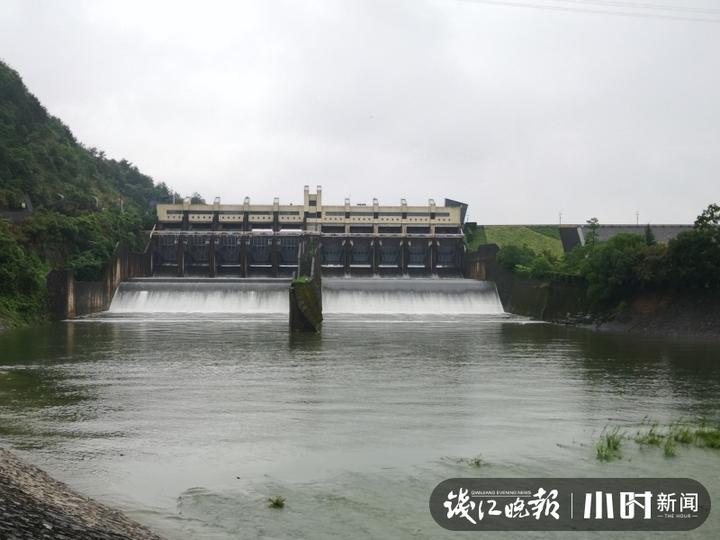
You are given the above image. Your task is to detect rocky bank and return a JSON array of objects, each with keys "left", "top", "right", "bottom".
[{"left": 0, "top": 448, "right": 165, "bottom": 540}]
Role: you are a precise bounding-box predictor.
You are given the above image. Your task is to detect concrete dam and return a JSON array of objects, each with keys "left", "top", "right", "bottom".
[
  {"left": 109, "top": 278, "right": 504, "bottom": 315},
  {"left": 52, "top": 187, "right": 505, "bottom": 321}
]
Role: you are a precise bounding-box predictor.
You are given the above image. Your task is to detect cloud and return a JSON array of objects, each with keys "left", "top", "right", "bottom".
[{"left": 1, "top": 0, "right": 718, "bottom": 223}]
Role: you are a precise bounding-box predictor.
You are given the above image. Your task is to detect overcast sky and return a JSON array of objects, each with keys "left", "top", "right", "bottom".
[{"left": 1, "top": 0, "right": 718, "bottom": 223}]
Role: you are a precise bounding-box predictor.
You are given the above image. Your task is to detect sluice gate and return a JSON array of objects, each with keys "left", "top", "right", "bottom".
[{"left": 148, "top": 232, "right": 465, "bottom": 279}]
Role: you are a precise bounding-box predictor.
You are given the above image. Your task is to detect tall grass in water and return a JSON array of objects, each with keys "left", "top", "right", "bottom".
[
  {"left": 596, "top": 428, "right": 623, "bottom": 461},
  {"left": 635, "top": 424, "right": 663, "bottom": 446},
  {"left": 628, "top": 420, "right": 720, "bottom": 458},
  {"left": 268, "top": 496, "right": 286, "bottom": 509}
]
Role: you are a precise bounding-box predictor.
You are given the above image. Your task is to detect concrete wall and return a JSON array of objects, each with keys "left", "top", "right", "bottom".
[
  {"left": 560, "top": 224, "right": 695, "bottom": 252},
  {"left": 47, "top": 244, "right": 150, "bottom": 319},
  {"left": 464, "top": 244, "right": 499, "bottom": 281},
  {"left": 500, "top": 275, "right": 588, "bottom": 321},
  {"left": 467, "top": 243, "right": 589, "bottom": 321}
]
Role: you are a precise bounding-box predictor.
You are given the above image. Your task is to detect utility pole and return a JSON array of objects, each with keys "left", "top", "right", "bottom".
[
  {"left": 635, "top": 211, "right": 639, "bottom": 225},
  {"left": 559, "top": 211, "right": 563, "bottom": 225}
]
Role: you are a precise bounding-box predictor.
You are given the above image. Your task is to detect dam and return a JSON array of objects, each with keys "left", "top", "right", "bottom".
[
  {"left": 101, "top": 188, "right": 503, "bottom": 318},
  {"left": 48, "top": 187, "right": 503, "bottom": 321},
  {"left": 149, "top": 186, "right": 467, "bottom": 278}
]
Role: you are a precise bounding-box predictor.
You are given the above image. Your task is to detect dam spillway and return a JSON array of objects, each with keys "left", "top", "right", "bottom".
[
  {"left": 108, "top": 278, "right": 292, "bottom": 314},
  {"left": 322, "top": 278, "right": 503, "bottom": 314},
  {"left": 108, "top": 278, "right": 504, "bottom": 315}
]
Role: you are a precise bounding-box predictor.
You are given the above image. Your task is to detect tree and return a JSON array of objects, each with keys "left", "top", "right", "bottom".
[
  {"left": 585, "top": 217, "right": 600, "bottom": 249},
  {"left": 667, "top": 229, "right": 720, "bottom": 289},
  {"left": 644, "top": 224, "right": 656, "bottom": 246},
  {"left": 190, "top": 192, "right": 206, "bottom": 204},
  {"left": 582, "top": 233, "right": 647, "bottom": 303},
  {"left": 497, "top": 244, "right": 536, "bottom": 271},
  {"left": 694, "top": 203, "right": 720, "bottom": 230}
]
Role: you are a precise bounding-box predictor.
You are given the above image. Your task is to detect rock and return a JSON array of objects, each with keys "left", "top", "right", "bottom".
[{"left": 0, "top": 448, "right": 165, "bottom": 540}]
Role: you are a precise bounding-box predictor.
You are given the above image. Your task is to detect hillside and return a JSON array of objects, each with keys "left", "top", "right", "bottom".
[
  {"left": 466, "top": 225, "right": 564, "bottom": 257},
  {"left": 0, "top": 60, "right": 174, "bottom": 213},
  {"left": 0, "top": 60, "right": 176, "bottom": 328}
]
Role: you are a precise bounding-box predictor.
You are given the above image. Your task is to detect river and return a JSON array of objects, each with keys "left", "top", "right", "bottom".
[{"left": 0, "top": 281, "right": 719, "bottom": 538}]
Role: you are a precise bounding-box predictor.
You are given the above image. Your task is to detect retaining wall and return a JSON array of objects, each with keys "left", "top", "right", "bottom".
[
  {"left": 467, "top": 244, "right": 589, "bottom": 321},
  {"left": 47, "top": 244, "right": 150, "bottom": 319}
]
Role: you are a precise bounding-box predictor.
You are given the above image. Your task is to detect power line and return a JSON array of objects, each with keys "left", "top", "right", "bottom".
[
  {"left": 456, "top": 0, "right": 720, "bottom": 23},
  {"left": 545, "top": 0, "right": 720, "bottom": 16}
]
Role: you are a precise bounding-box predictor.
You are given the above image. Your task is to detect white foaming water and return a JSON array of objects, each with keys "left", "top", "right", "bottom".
[
  {"left": 108, "top": 278, "right": 505, "bottom": 315},
  {"left": 109, "top": 279, "right": 289, "bottom": 314},
  {"left": 322, "top": 278, "right": 504, "bottom": 314}
]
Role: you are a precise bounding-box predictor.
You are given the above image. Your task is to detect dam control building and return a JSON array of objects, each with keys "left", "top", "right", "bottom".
[{"left": 152, "top": 186, "right": 468, "bottom": 278}]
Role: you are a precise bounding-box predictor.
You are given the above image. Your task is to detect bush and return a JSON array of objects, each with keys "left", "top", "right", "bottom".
[
  {"left": 666, "top": 229, "right": 720, "bottom": 289},
  {"left": 582, "top": 234, "right": 647, "bottom": 304},
  {"left": 497, "top": 244, "right": 536, "bottom": 271},
  {"left": 528, "top": 255, "right": 554, "bottom": 279},
  {"left": 18, "top": 209, "right": 144, "bottom": 280},
  {"left": 0, "top": 219, "right": 47, "bottom": 325}
]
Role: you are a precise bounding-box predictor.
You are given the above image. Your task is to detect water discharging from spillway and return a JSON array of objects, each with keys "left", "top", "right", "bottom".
[
  {"left": 108, "top": 278, "right": 504, "bottom": 315},
  {"left": 322, "top": 278, "right": 503, "bottom": 314},
  {"left": 108, "top": 279, "right": 291, "bottom": 314}
]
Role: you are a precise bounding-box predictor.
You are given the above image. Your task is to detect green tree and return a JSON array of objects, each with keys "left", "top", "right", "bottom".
[
  {"left": 582, "top": 233, "right": 647, "bottom": 303},
  {"left": 585, "top": 217, "right": 600, "bottom": 249},
  {"left": 644, "top": 224, "right": 656, "bottom": 246},
  {"left": 666, "top": 229, "right": 720, "bottom": 289},
  {"left": 497, "top": 244, "right": 536, "bottom": 271},
  {"left": 190, "top": 192, "right": 206, "bottom": 204},
  {"left": 694, "top": 203, "right": 720, "bottom": 230}
]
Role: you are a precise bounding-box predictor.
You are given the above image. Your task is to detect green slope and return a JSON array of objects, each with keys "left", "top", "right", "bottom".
[
  {"left": 467, "top": 225, "right": 564, "bottom": 257},
  {"left": 0, "top": 60, "right": 173, "bottom": 212},
  {"left": 0, "top": 60, "right": 176, "bottom": 328}
]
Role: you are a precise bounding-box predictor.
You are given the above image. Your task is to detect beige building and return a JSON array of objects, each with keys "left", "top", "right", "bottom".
[{"left": 156, "top": 185, "right": 464, "bottom": 236}]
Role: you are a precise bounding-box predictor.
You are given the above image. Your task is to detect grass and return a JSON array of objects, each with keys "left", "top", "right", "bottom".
[
  {"left": 596, "top": 428, "right": 623, "bottom": 461},
  {"left": 267, "top": 495, "right": 286, "bottom": 509},
  {"left": 669, "top": 424, "right": 695, "bottom": 444},
  {"left": 527, "top": 225, "right": 562, "bottom": 241},
  {"left": 695, "top": 426, "right": 720, "bottom": 449},
  {"left": 464, "top": 226, "right": 488, "bottom": 251},
  {"left": 484, "top": 226, "right": 564, "bottom": 257},
  {"left": 607, "top": 420, "right": 720, "bottom": 460},
  {"left": 466, "top": 455, "right": 487, "bottom": 468},
  {"left": 464, "top": 225, "right": 564, "bottom": 255},
  {"left": 663, "top": 437, "right": 677, "bottom": 458},
  {"left": 635, "top": 424, "right": 663, "bottom": 446}
]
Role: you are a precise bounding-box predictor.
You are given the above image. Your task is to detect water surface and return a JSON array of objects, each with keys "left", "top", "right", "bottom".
[{"left": 1, "top": 312, "right": 719, "bottom": 538}]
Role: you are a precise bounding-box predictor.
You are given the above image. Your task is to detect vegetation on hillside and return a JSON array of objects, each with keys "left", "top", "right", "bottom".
[
  {"left": 496, "top": 203, "right": 720, "bottom": 307},
  {"left": 465, "top": 224, "right": 563, "bottom": 257},
  {"left": 0, "top": 60, "right": 183, "bottom": 327}
]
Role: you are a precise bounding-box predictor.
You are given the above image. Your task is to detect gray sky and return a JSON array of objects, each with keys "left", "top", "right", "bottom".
[{"left": 2, "top": 0, "right": 719, "bottom": 223}]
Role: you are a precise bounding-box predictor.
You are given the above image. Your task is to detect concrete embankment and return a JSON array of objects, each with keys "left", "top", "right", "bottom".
[
  {"left": 499, "top": 275, "right": 720, "bottom": 340},
  {"left": 592, "top": 290, "right": 720, "bottom": 340},
  {"left": 0, "top": 449, "right": 165, "bottom": 540},
  {"left": 466, "top": 246, "right": 720, "bottom": 340}
]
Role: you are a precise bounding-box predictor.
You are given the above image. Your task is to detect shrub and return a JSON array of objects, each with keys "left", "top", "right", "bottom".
[
  {"left": 497, "top": 244, "right": 536, "bottom": 271},
  {"left": 582, "top": 234, "right": 647, "bottom": 304}
]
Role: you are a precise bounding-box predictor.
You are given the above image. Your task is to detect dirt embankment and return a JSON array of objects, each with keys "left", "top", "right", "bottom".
[{"left": 0, "top": 448, "right": 165, "bottom": 540}]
